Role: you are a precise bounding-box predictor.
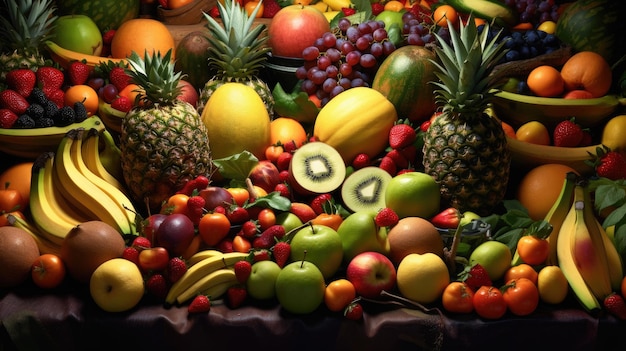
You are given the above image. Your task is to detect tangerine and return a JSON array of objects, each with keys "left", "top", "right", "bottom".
[
  {"left": 526, "top": 65, "right": 564, "bottom": 97},
  {"left": 64, "top": 85, "right": 99, "bottom": 117},
  {"left": 0, "top": 162, "right": 33, "bottom": 211},
  {"left": 244, "top": 1, "right": 264, "bottom": 18},
  {"left": 110, "top": 18, "right": 176, "bottom": 60},
  {"left": 515, "top": 121, "right": 551, "bottom": 146},
  {"left": 516, "top": 163, "right": 578, "bottom": 221},
  {"left": 433, "top": 4, "right": 458, "bottom": 28},
  {"left": 384, "top": 0, "right": 405, "bottom": 12},
  {"left": 560, "top": 51, "right": 612, "bottom": 98},
  {"left": 270, "top": 117, "right": 308, "bottom": 148}
]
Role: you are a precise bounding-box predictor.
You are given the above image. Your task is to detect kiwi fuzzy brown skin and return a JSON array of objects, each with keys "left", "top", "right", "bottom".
[
  {"left": 287, "top": 142, "right": 346, "bottom": 196},
  {"left": 341, "top": 166, "right": 392, "bottom": 213},
  {"left": 0, "top": 226, "right": 40, "bottom": 288}
]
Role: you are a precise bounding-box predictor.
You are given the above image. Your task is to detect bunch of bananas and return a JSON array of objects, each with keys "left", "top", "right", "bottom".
[
  {"left": 165, "top": 250, "right": 250, "bottom": 306},
  {"left": 28, "top": 124, "right": 137, "bottom": 247},
  {"left": 543, "top": 173, "right": 623, "bottom": 312}
]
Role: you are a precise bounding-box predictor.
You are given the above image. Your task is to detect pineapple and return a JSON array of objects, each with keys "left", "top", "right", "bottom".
[
  {"left": 422, "top": 16, "right": 510, "bottom": 216},
  {"left": 0, "top": 0, "right": 57, "bottom": 80},
  {"left": 121, "top": 50, "right": 212, "bottom": 214},
  {"left": 197, "top": 0, "right": 274, "bottom": 117}
]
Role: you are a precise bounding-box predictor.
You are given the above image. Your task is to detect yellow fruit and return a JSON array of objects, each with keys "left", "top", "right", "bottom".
[
  {"left": 537, "top": 265, "right": 569, "bottom": 304},
  {"left": 537, "top": 20, "right": 556, "bottom": 34},
  {"left": 201, "top": 83, "right": 271, "bottom": 159},
  {"left": 515, "top": 121, "right": 551, "bottom": 146},
  {"left": 601, "top": 115, "right": 626, "bottom": 152},
  {"left": 396, "top": 253, "right": 450, "bottom": 304}
]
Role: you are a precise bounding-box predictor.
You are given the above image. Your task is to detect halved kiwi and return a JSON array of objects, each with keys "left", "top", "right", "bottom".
[
  {"left": 288, "top": 141, "right": 346, "bottom": 195},
  {"left": 341, "top": 166, "right": 392, "bottom": 213}
]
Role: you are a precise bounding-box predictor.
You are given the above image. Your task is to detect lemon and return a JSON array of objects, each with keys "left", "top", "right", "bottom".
[
  {"left": 601, "top": 115, "right": 626, "bottom": 152},
  {"left": 396, "top": 253, "right": 450, "bottom": 304},
  {"left": 537, "top": 20, "right": 556, "bottom": 34},
  {"left": 201, "top": 83, "right": 271, "bottom": 159},
  {"left": 537, "top": 265, "right": 569, "bottom": 304}
]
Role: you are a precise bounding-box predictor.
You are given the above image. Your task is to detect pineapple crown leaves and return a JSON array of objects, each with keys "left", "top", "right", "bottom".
[
  {"left": 0, "top": 0, "right": 58, "bottom": 54},
  {"left": 429, "top": 14, "right": 509, "bottom": 118},
  {"left": 202, "top": 0, "right": 270, "bottom": 79},
  {"left": 125, "top": 49, "right": 184, "bottom": 107}
]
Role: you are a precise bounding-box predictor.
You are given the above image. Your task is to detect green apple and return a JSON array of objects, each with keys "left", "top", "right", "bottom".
[
  {"left": 52, "top": 15, "right": 103, "bottom": 56},
  {"left": 89, "top": 258, "right": 145, "bottom": 312},
  {"left": 289, "top": 224, "right": 343, "bottom": 279},
  {"left": 375, "top": 10, "right": 404, "bottom": 32},
  {"left": 275, "top": 212, "right": 303, "bottom": 233},
  {"left": 246, "top": 260, "right": 282, "bottom": 300},
  {"left": 469, "top": 240, "right": 512, "bottom": 281},
  {"left": 275, "top": 260, "right": 326, "bottom": 314},
  {"left": 336, "top": 210, "right": 390, "bottom": 262},
  {"left": 384, "top": 172, "right": 440, "bottom": 219}
]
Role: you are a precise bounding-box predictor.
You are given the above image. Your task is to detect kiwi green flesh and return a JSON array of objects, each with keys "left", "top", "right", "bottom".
[
  {"left": 341, "top": 166, "right": 392, "bottom": 213},
  {"left": 290, "top": 142, "right": 346, "bottom": 194}
]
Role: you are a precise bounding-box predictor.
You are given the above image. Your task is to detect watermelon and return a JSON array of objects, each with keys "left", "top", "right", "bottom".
[
  {"left": 175, "top": 31, "right": 212, "bottom": 91},
  {"left": 372, "top": 45, "right": 437, "bottom": 123},
  {"left": 555, "top": 0, "right": 626, "bottom": 65},
  {"left": 56, "top": 0, "right": 140, "bottom": 32}
]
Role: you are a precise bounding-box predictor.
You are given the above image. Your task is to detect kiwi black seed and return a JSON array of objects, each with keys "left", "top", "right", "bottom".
[
  {"left": 341, "top": 166, "right": 392, "bottom": 213},
  {"left": 288, "top": 141, "right": 346, "bottom": 195}
]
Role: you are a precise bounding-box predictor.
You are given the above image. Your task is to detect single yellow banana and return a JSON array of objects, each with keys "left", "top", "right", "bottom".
[
  {"left": 175, "top": 268, "right": 237, "bottom": 305},
  {"left": 28, "top": 152, "right": 84, "bottom": 244},
  {"left": 53, "top": 128, "right": 134, "bottom": 235},
  {"left": 186, "top": 249, "right": 228, "bottom": 267},
  {"left": 308, "top": 1, "right": 331, "bottom": 12},
  {"left": 98, "top": 128, "right": 124, "bottom": 183},
  {"left": 7, "top": 214, "right": 62, "bottom": 256},
  {"left": 556, "top": 195, "right": 602, "bottom": 312},
  {"left": 81, "top": 128, "right": 126, "bottom": 193},
  {"left": 322, "top": 0, "right": 352, "bottom": 11},
  {"left": 199, "top": 279, "right": 240, "bottom": 302},
  {"left": 165, "top": 252, "right": 249, "bottom": 305},
  {"left": 506, "top": 136, "right": 597, "bottom": 175},
  {"left": 543, "top": 172, "right": 577, "bottom": 266},
  {"left": 44, "top": 40, "right": 127, "bottom": 69}
]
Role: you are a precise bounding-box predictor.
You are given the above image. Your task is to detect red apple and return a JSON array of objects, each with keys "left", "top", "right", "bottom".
[
  {"left": 563, "top": 89, "right": 594, "bottom": 99},
  {"left": 142, "top": 213, "right": 167, "bottom": 244},
  {"left": 346, "top": 251, "right": 397, "bottom": 299},
  {"left": 248, "top": 160, "right": 281, "bottom": 194},
  {"left": 177, "top": 79, "right": 198, "bottom": 106},
  {"left": 267, "top": 5, "right": 331, "bottom": 58}
]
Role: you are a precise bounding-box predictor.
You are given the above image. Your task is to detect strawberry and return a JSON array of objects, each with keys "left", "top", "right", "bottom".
[
  {"left": 389, "top": 123, "right": 416, "bottom": 149},
  {"left": 102, "top": 29, "right": 116, "bottom": 45},
  {"left": 6, "top": 69, "right": 36, "bottom": 97},
  {"left": 603, "top": 293, "right": 626, "bottom": 320},
  {"left": 262, "top": 0, "right": 281, "bottom": 18},
  {"left": 226, "top": 286, "right": 247, "bottom": 309},
  {"left": 110, "top": 96, "right": 132, "bottom": 113},
  {"left": 193, "top": 175, "right": 210, "bottom": 192},
  {"left": 234, "top": 260, "right": 252, "bottom": 283},
  {"left": 146, "top": 273, "right": 169, "bottom": 300},
  {"left": 227, "top": 205, "right": 250, "bottom": 224},
  {"left": 398, "top": 144, "right": 418, "bottom": 165},
  {"left": 109, "top": 66, "right": 131, "bottom": 91},
  {"left": 208, "top": 5, "right": 220, "bottom": 18},
  {"left": 216, "top": 238, "right": 233, "bottom": 253},
  {"left": 385, "top": 149, "right": 409, "bottom": 169},
  {"left": 282, "top": 139, "right": 298, "bottom": 153},
  {"left": 375, "top": 207, "right": 399, "bottom": 228},
  {"left": 241, "top": 220, "right": 259, "bottom": 239},
  {"left": 419, "top": 119, "right": 431, "bottom": 132},
  {"left": 45, "top": 89, "right": 65, "bottom": 109},
  {"left": 122, "top": 246, "right": 139, "bottom": 265},
  {"left": 592, "top": 147, "right": 626, "bottom": 180},
  {"left": 132, "top": 236, "right": 152, "bottom": 250},
  {"left": 274, "top": 182, "right": 291, "bottom": 198},
  {"left": 0, "top": 108, "right": 18, "bottom": 128},
  {"left": 378, "top": 156, "right": 397, "bottom": 176},
  {"left": 158, "top": 0, "right": 168, "bottom": 9},
  {"left": 68, "top": 61, "right": 91, "bottom": 85},
  {"left": 276, "top": 152, "right": 293, "bottom": 171},
  {"left": 310, "top": 193, "right": 332, "bottom": 215},
  {"left": 371, "top": 2, "right": 384, "bottom": 16},
  {"left": 36, "top": 66, "right": 64, "bottom": 92},
  {"left": 341, "top": 7, "right": 356, "bottom": 16},
  {"left": 351, "top": 153, "right": 371, "bottom": 170},
  {"left": 272, "top": 241, "right": 291, "bottom": 268},
  {"left": 553, "top": 118, "right": 583, "bottom": 147},
  {"left": 166, "top": 257, "right": 188, "bottom": 284},
  {"left": 253, "top": 224, "right": 286, "bottom": 249},
  {"left": 252, "top": 249, "right": 271, "bottom": 262},
  {"left": 0, "top": 89, "right": 29, "bottom": 115},
  {"left": 578, "top": 130, "right": 593, "bottom": 147},
  {"left": 187, "top": 195, "right": 205, "bottom": 224},
  {"left": 344, "top": 302, "right": 363, "bottom": 320},
  {"left": 461, "top": 263, "right": 492, "bottom": 291},
  {"left": 430, "top": 207, "right": 462, "bottom": 229},
  {"left": 188, "top": 294, "right": 211, "bottom": 313}
]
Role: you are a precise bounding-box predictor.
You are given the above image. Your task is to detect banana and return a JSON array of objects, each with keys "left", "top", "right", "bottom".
[
  {"left": 44, "top": 40, "right": 127, "bottom": 69},
  {"left": 7, "top": 214, "right": 62, "bottom": 256},
  {"left": 321, "top": 0, "right": 352, "bottom": 11},
  {"left": 81, "top": 128, "right": 128, "bottom": 195},
  {"left": 544, "top": 172, "right": 577, "bottom": 266},
  {"left": 445, "top": 0, "right": 517, "bottom": 27},
  {"left": 308, "top": 1, "right": 331, "bottom": 13},
  {"left": 506, "top": 136, "right": 598, "bottom": 175},
  {"left": 98, "top": 128, "right": 124, "bottom": 184},
  {"left": 29, "top": 152, "right": 85, "bottom": 244},
  {"left": 165, "top": 252, "right": 249, "bottom": 305},
  {"left": 53, "top": 128, "right": 135, "bottom": 235},
  {"left": 175, "top": 268, "right": 238, "bottom": 305},
  {"left": 186, "top": 249, "right": 228, "bottom": 267}
]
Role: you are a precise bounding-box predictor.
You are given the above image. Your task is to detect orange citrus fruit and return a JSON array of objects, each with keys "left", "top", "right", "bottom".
[
  {"left": 64, "top": 85, "right": 99, "bottom": 117},
  {"left": 526, "top": 65, "right": 564, "bottom": 97},
  {"left": 118, "top": 83, "right": 143, "bottom": 106},
  {"left": 110, "top": 18, "right": 176, "bottom": 60},
  {"left": 270, "top": 117, "right": 308, "bottom": 148},
  {"left": 433, "top": 4, "right": 459, "bottom": 28},
  {"left": 324, "top": 278, "right": 356, "bottom": 312},
  {"left": 244, "top": 0, "right": 264, "bottom": 17},
  {"left": 0, "top": 162, "right": 33, "bottom": 211},
  {"left": 384, "top": 0, "right": 405, "bottom": 12},
  {"left": 515, "top": 121, "right": 551, "bottom": 146},
  {"left": 560, "top": 51, "right": 612, "bottom": 98},
  {"left": 516, "top": 163, "right": 578, "bottom": 221}
]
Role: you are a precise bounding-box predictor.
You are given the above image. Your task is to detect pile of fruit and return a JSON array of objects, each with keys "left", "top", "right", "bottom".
[{"left": 2, "top": 0, "right": 626, "bottom": 327}]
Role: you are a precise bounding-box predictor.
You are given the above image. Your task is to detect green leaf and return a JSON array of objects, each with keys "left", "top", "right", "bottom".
[
  {"left": 272, "top": 82, "right": 320, "bottom": 124},
  {"left": 212, "top": 151, "right": 259, "bottom": 181},
  {"left": 247, "top": 191, "right": 292, "bottom": 212}
]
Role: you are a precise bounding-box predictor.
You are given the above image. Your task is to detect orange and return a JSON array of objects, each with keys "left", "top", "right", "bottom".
[
  {"left": 526, "top": 65, "right": 564, "bottom": 97},
  {"left": 244, "top": 1, "right": 264, "bottom": 18},
  {"left": 384, "top": 0, "right": 404, "bottom": 12},
  {"left": 324, "top": 278, "right": 356, "bottom": 312},
  {"left": 504, "top": 263, "right": 538, "bottom": 285},
  {"left": 433, "top": 4, "right": 458, "bottom": 28},
  {"left": 110, "top": 18, "right": 176, "bottom": 60},
  {"left": 515, "top": 121, "right": 551, "bottom": 146},
  {"left": 560, "top": 51, "right": 612, "bottom": 98},
  {"left": 0, "top": 162, "right": 33, "bottom": 211},
  {"left": 270, "top": 117, "right": 308, "bottom": 148},
  {"left": 64, "top": 85, "right": 99, "bottom": 117},
  {"left": 516, "top": 163, "right": 579, "bottom": 221},
  {"left": 118, "top": 83, "right": 143, "bottom": 106},
  {"left": 168, "top": 0, "right": 193, "bottom": 9}
]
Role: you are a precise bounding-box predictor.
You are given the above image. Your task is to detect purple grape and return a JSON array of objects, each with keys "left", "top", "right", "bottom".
[{"left": 302, "top": 46, "right": 320, "bottom": 61}]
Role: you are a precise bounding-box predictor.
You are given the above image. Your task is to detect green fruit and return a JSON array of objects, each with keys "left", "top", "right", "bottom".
[
  {"left": 56, "top": 0, "right": 140, "bottom": 31},
  {"left": 375, "top": 10, "right": 404, "bottom": 32},
  {"left": 275, "top": 212, "right": 303, "bottom": 233},
  {"left": 336, "top": 210, "right": 389, "bottom": 261},
  {"left": 275, "top": 260, "right": 326, "bottom": 314},
  {"left": 385, "top": 172, "right": 440, "bottom": 219},
  {"left": 289, "top": 224, "right": 343, "bottom": 279},
  {"left": 246, "top": 260, "right": 282, "bottom": 300},
  {"left": 52, "top": 15, "right": 103, "bottom": 56},
  {"left": 469, "top": 240, "right": 512, "bottom": 281},
  {"left": 175, "top": 31, "right": 212, "bottom": 91}
]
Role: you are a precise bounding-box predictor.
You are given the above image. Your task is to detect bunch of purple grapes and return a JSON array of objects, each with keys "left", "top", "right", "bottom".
[
  {"left": 296, "top": 18, "right": 396, "bottom": 106},
  {"left": 400, "top": 11, "right": 440, "bottom": 46},
  {"left": 503, "top": 0, "right": 560, "bottom": 25}
]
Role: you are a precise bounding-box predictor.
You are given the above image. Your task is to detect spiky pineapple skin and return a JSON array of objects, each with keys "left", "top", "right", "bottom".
[
  {"left": 121, "top": 101, "right": 212, "bottom": 213},
  {"left": 197, "top": 76, "right": 274, "bottom": 117},
  {"left": 422, "top": 112, "right": 510, "bottom": 216}
]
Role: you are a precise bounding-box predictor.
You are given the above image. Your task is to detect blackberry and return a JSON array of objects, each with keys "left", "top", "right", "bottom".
[
  {"left": 54, "top": 106, "right": 75, "bottom": 127},
  {"left": 44, "top": 100, "right": 59, "bottom": 119},
  {"left": 14, "top": 114, "right": 36, "bottom": 128},
  {"left": 73, "top": 101, "right": 88, "bottom": 122},
  {"left": 28, "top": 87, "right": 48, "bottom": 105},
  {"left": 25, "top": 103, "right": 45, "bottom": 120},
  {"left": 35, "top": 117, "right": 55, "bottom": 128}
]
